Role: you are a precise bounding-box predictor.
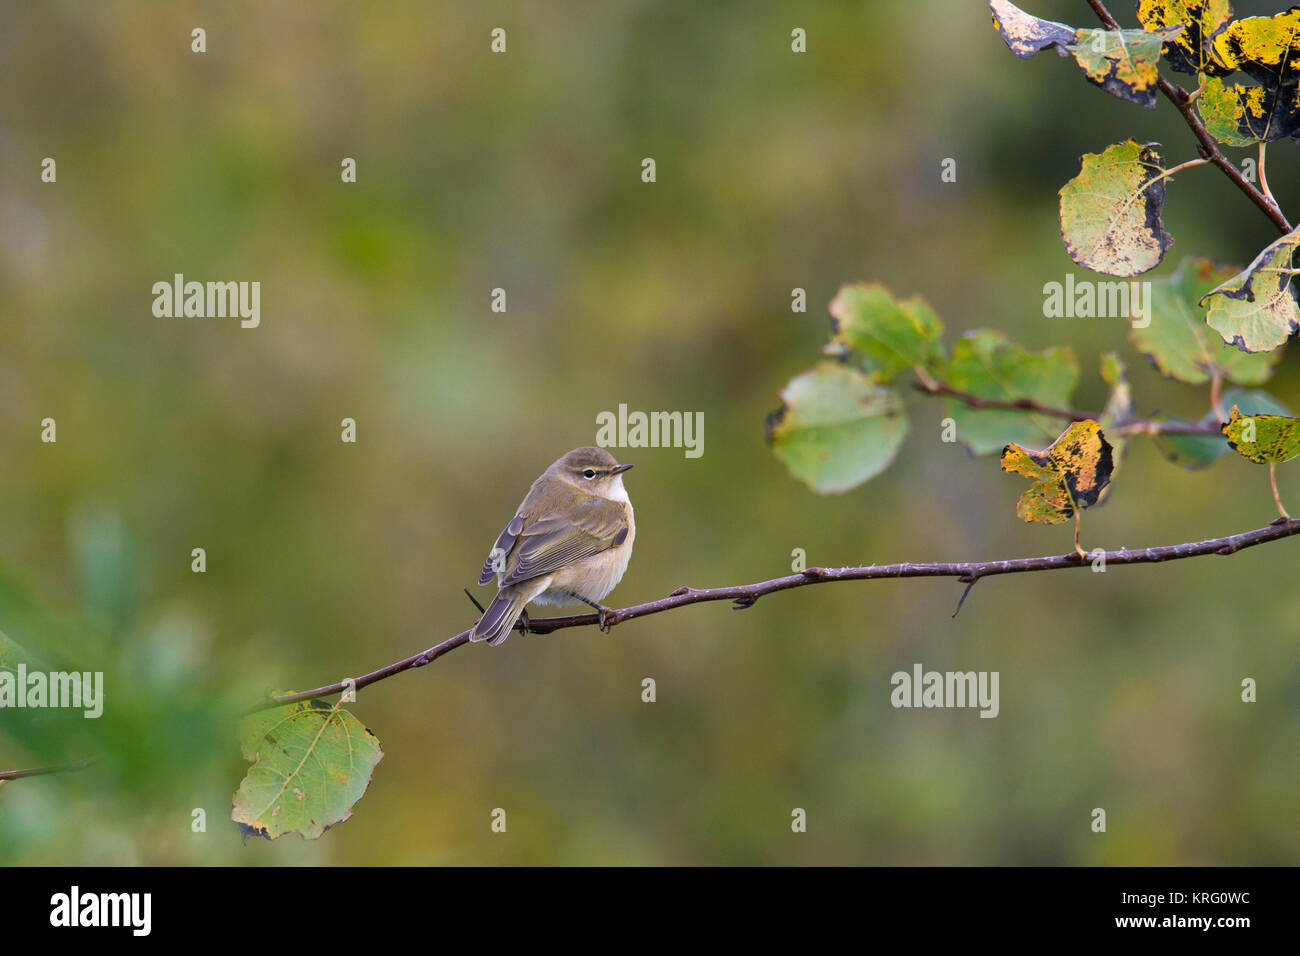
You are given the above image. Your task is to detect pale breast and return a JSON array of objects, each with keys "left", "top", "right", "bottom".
[{"left": 536, "top": 495, "right": 635, "bottom": 606}]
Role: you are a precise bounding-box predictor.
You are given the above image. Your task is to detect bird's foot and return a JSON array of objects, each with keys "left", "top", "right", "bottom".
[{"left": 580, "top": 598, "right": 615, "bottom": 633}]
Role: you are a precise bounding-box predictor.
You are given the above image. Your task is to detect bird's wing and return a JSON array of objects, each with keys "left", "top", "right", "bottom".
[
  {"left": 478, "top": 514, "right": 525, "bottom": 585},
  {"left": 499, "top": 496, "right": 629, "bottom": 588}
]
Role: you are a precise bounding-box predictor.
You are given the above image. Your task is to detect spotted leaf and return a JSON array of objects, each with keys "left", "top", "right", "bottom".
[
  {"left": 988, "top": 0, "right": 1075, "bottom": 58},
  {"left": 1197, "top": 75, "right": 1300, "bottom": 146},
  {"left": 1222, "top": 405, "right": 1300, "bottom": 463},
  {"left": 1200, "top": 226, "right": 1300, "bottom": 353},
  {"left": 1059, "top": 140, "right": 1173, "bottom": 277},
  {"left": 1069, "top": 27, "right": 1180, "bottom": 110},
  {"left": 1137, "top": 0, "right": 1234, "bottom": 75},
  {"left": 1001, "top": 420, "right": 1115, "bottom": 524},
  {"left": 1212, "top": 8, "right": 1300, "bottom": 85},
  {"left": 1135, "top": 257, "right": 1281, "bottom": 385}
]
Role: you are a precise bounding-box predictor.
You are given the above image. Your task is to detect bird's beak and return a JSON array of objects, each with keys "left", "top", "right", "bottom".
[{"left": 610, "top": 463, "right": 634, "bottom": 475}]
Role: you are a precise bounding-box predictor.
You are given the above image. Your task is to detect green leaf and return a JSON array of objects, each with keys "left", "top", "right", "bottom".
[
  {"left": 1222, "top": 405, "right": 1300, "bottom": 463},
  {"left": 232, "top": 699, "right": 383, "bottom": 841},
  {"left": 1069, "top": 28, "right": 1179, "bottom": 110},
  {"left": 1099, "top": 352, "right": 1133, "bottom": 429},
  {"left": 0, "top": 630, "right": 34, "bottom": 673},
  {"left": 1197, "top": 75, "right": 1300, "bottom": 146},
  {"left": 1221, "top": 386, "right": 1293, "bottom": 418},
  {"left": 1153, "top": 423, "right": 1225, "bottom": 469},
  {"left": 988, "top": 0, "right": 1076, "bottom": 59},
  {"left": 1137, "top": 0, "right": 1234, "bottom": 76},
  {"left": 1098, "top": 353, "right": 1131, "bottom": 502},
  {"left": 765, "top": 362, "right": 909, "bottom": 494},
  {"left": 1200, "top": 226, "right": 1300, "bottom": 353},
  {"left": 1135, "top": 257, "right": 1281, "bottom": 385},
  {"left": 1059, "top": 140, "right": 1173, "bottom": 277},
  {"left": 1001, "top": 420, "right": 1115, "bottom": 524},
  {"left": 939, "top": 330, "right": 1079, "bottom": 456},
  {"left": 826, "top": 283, "right": 945, "bottom": 382},
  {"left": 1153, "top": 387, "right": 1290, "bottom": 468}
]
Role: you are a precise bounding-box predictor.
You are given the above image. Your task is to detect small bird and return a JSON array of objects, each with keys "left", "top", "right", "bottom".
[{"left": 470, "top": 446, "right": 636, "bottom": 646}]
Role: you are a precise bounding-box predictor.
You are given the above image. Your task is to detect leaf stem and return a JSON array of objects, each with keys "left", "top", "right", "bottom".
[
  {"left": 912, "top": 363, "right": 941, "bottom": 392},
  {"left": 1259, "top": 142, "right": 1278, "bottom": 212},
  {"left": 1152, "top": 156, "right": 1210, "bottom": 182},
  {"left": 1270, "top": 461, "right": 1290, "bottom": 519}
]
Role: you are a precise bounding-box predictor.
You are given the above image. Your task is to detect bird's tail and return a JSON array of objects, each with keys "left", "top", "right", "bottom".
[{"left": 470, "top": 586, "right": 530, "bottom": 646}]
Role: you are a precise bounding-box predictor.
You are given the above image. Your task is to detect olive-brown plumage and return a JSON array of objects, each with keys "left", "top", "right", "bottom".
[{"left": 471, "top": 447, "right": 635, "bottom": 646}]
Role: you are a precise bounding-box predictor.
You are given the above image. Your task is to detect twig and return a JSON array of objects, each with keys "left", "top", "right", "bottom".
[
  {"left": 1086, "top": 0, "right": 1291, "bottom": 234},
  {"left": 0, "top": 756, "right": 99, "bottom": 782},
  {"left": 952, "top": 576, "right": 979, "bottom": 618},
  {"left": 255, "top": 518, "right": 1300, "bottom": 711},
  {"left": 913, "top": 380, "right": 1093, "bottom": 422},
  {"left": 912, "top": 380, "right": 1223, "bottom": 436},
  {"left": 1110, "top": 419, "right": 1221, "bottom": 436}
]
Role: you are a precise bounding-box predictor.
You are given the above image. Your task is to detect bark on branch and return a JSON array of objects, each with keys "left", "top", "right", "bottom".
[{"left": 258, "top": 517, "right": 1300, "bottom": 711}]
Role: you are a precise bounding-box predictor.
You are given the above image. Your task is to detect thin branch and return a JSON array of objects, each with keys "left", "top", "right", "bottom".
[
  {"left": 1111, "top": 419, "right": 1221, "bottom": 436},
  {"left": 951, "top": 576, "right": 980, "bottom": 618},
  {"left": 913, "top": 379, "right": 1093, "bottom": 422},
  {"left": 912, "top": 380, "right": 1223, "bottom": 436},
  {"left": 0, "top": 756, "right": 99, "bottom": 782},
  {"left": 258, "top": 517, "right": 1300, "bottom": 711},
  {"left": 1086, "top": 0, "right": 1291, "bottom": 233}
]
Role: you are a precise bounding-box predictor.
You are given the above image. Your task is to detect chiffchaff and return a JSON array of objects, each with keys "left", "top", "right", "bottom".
[{"left": 470, "top": 446, "right": 635, "bottom": 646}]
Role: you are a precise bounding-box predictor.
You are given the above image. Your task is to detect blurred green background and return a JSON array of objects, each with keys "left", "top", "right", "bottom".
[{"left": 1, "top": 0, "right": 1298, "bottom": 865}]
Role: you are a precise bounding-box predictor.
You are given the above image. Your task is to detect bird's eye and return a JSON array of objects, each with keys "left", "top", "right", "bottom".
[{"left": 582, "top": 469, "right": 597, "bottom": 479}]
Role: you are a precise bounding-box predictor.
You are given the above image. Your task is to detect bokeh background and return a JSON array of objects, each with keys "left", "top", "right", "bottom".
[{"left": 1, "top": 0, "right": 1297, "bottom": 865}]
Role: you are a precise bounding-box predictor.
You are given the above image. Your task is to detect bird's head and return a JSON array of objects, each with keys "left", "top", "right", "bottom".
[{"left": 549, "top": 446, "right": 634, "bottom": 496}]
